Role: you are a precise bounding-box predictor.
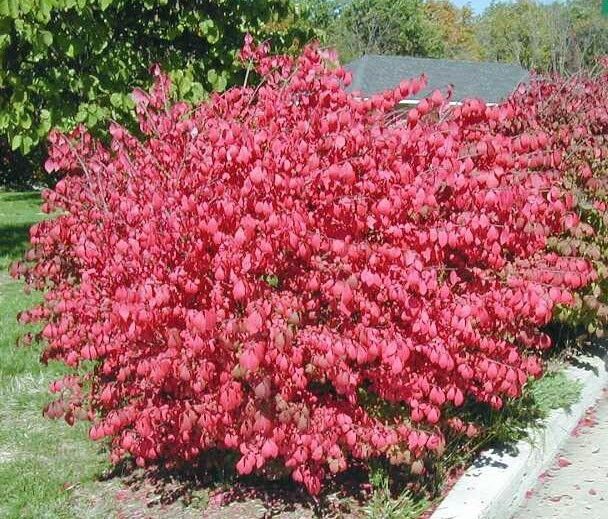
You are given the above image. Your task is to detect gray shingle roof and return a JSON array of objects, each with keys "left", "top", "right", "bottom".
[{"left": 344, "top": 55, "right": 529, "bottom": 103}]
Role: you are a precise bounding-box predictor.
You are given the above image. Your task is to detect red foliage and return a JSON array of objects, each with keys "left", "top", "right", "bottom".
[
  {"left": 502, "top": 65, "right": 608, "bottom": 197},
  {"left": 499, "top": 67, "right": 608, "bottom": 331},
  {"left": 14, "top": 40, "right": 594, "bottom": 493}
]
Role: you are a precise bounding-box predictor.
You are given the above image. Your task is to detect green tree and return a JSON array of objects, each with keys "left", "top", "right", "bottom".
[
  {"left": 568, "top": 0, "right": 608, "bottom": 71},
  {"left": 322, "top": 0, "right": 445, "bottom": 63},
  {"left": 294, "top": 0, "right": 342, "bottom": 39},
  {"left": 0, "top": 0, "right": 310, "bottom": 187},
  {"left": 424, "top": 0, "right": 480, "bottom": 60},
  {"left": 476, "top": 0, "right": 608, "bottom": 73},
  {"left": 476, "top": 0, "right": 551, "bottom": 70}
]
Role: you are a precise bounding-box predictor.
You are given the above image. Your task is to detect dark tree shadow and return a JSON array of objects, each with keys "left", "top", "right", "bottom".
[
  {"left": 0, "top": 222, "right": 34, "bottom": 264},
  {"left": 471, "top": 443, "right": 520, "bottom": 470},
  {"left": 97, "top": 453, "right": 373, "bottom": 518},
  {"left": 94, "top": 451, "right": 380, "bottom": 517}
]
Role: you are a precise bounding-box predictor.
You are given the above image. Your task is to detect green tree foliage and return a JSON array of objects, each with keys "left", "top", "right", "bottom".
[
  {"left": 476, "top": 0, "right": 549, "bottom": 70},
  {"left": 303, "top": 0, "right": 608, "bottom": 72},
  {"left": 476, "top": 0, "right": 608, "bottom": 73},
  {"left": 294, "top": 0, "right": 341, "bottom": 40},
  {"left": 568, "top": 0, "right": 608, "bottom": 70},
  {"left": 424, "top": 0, "right": 480, "bottom": 60},
  {"left": 310, "top": 0, "right": 444, "bottom": 63},
  {"left": 0, "top": 0, "right": 310, "bottom": 187}
]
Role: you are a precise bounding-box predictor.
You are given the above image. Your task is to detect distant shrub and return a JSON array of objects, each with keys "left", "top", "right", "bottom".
[
  {"left": 14, "top": 40, "right": 593, "bottom": 493},
  {"left": 501, "top": 66, "right": 608, "bottom": 337}
]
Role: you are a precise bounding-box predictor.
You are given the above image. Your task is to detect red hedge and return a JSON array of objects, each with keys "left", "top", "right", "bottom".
[
  {"left": 15, "top": 40, "right": 594, "bottom": 493},
  {"left": 499, "top": 67, "right": 608, "bottom": 333}
]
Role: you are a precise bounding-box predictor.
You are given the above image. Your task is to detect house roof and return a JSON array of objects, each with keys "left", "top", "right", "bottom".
[{"left": 344, "top": 55, "right": 529, "bottom": 104}]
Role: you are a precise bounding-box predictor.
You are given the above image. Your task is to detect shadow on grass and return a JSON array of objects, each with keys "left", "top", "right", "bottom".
[{"left": 0, "top": 222, "right": 33, "bottom": 265}]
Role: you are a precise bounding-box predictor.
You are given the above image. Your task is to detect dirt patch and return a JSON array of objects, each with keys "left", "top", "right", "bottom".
[{"left": 70, "top": 463, "right": 371, "bottom": 519}]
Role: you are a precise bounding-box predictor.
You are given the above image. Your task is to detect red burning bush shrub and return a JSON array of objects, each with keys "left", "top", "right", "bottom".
[
  {"left": 500, "top": 67, "right": 608, "bottom": 336},
  {"left": 14, "top": 40, "right": 594, "bottom": 493}
]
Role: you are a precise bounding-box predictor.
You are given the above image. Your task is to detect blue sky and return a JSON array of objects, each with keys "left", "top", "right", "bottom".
[
  {"left": 451, "top": 0, "right": 554, "bottom": 14},
  {"left": 451, "top": 0, "right": 498, "bottom": 13}
]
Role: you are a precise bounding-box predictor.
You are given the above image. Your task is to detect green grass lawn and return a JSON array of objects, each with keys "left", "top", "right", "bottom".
[{"left": 0, "top": 192, "right": 108, "bottom": 519}]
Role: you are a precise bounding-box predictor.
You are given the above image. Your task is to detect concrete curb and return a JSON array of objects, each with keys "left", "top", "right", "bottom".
[{"left": 430, "top": 351, "right": 608, "bottom": 519}]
